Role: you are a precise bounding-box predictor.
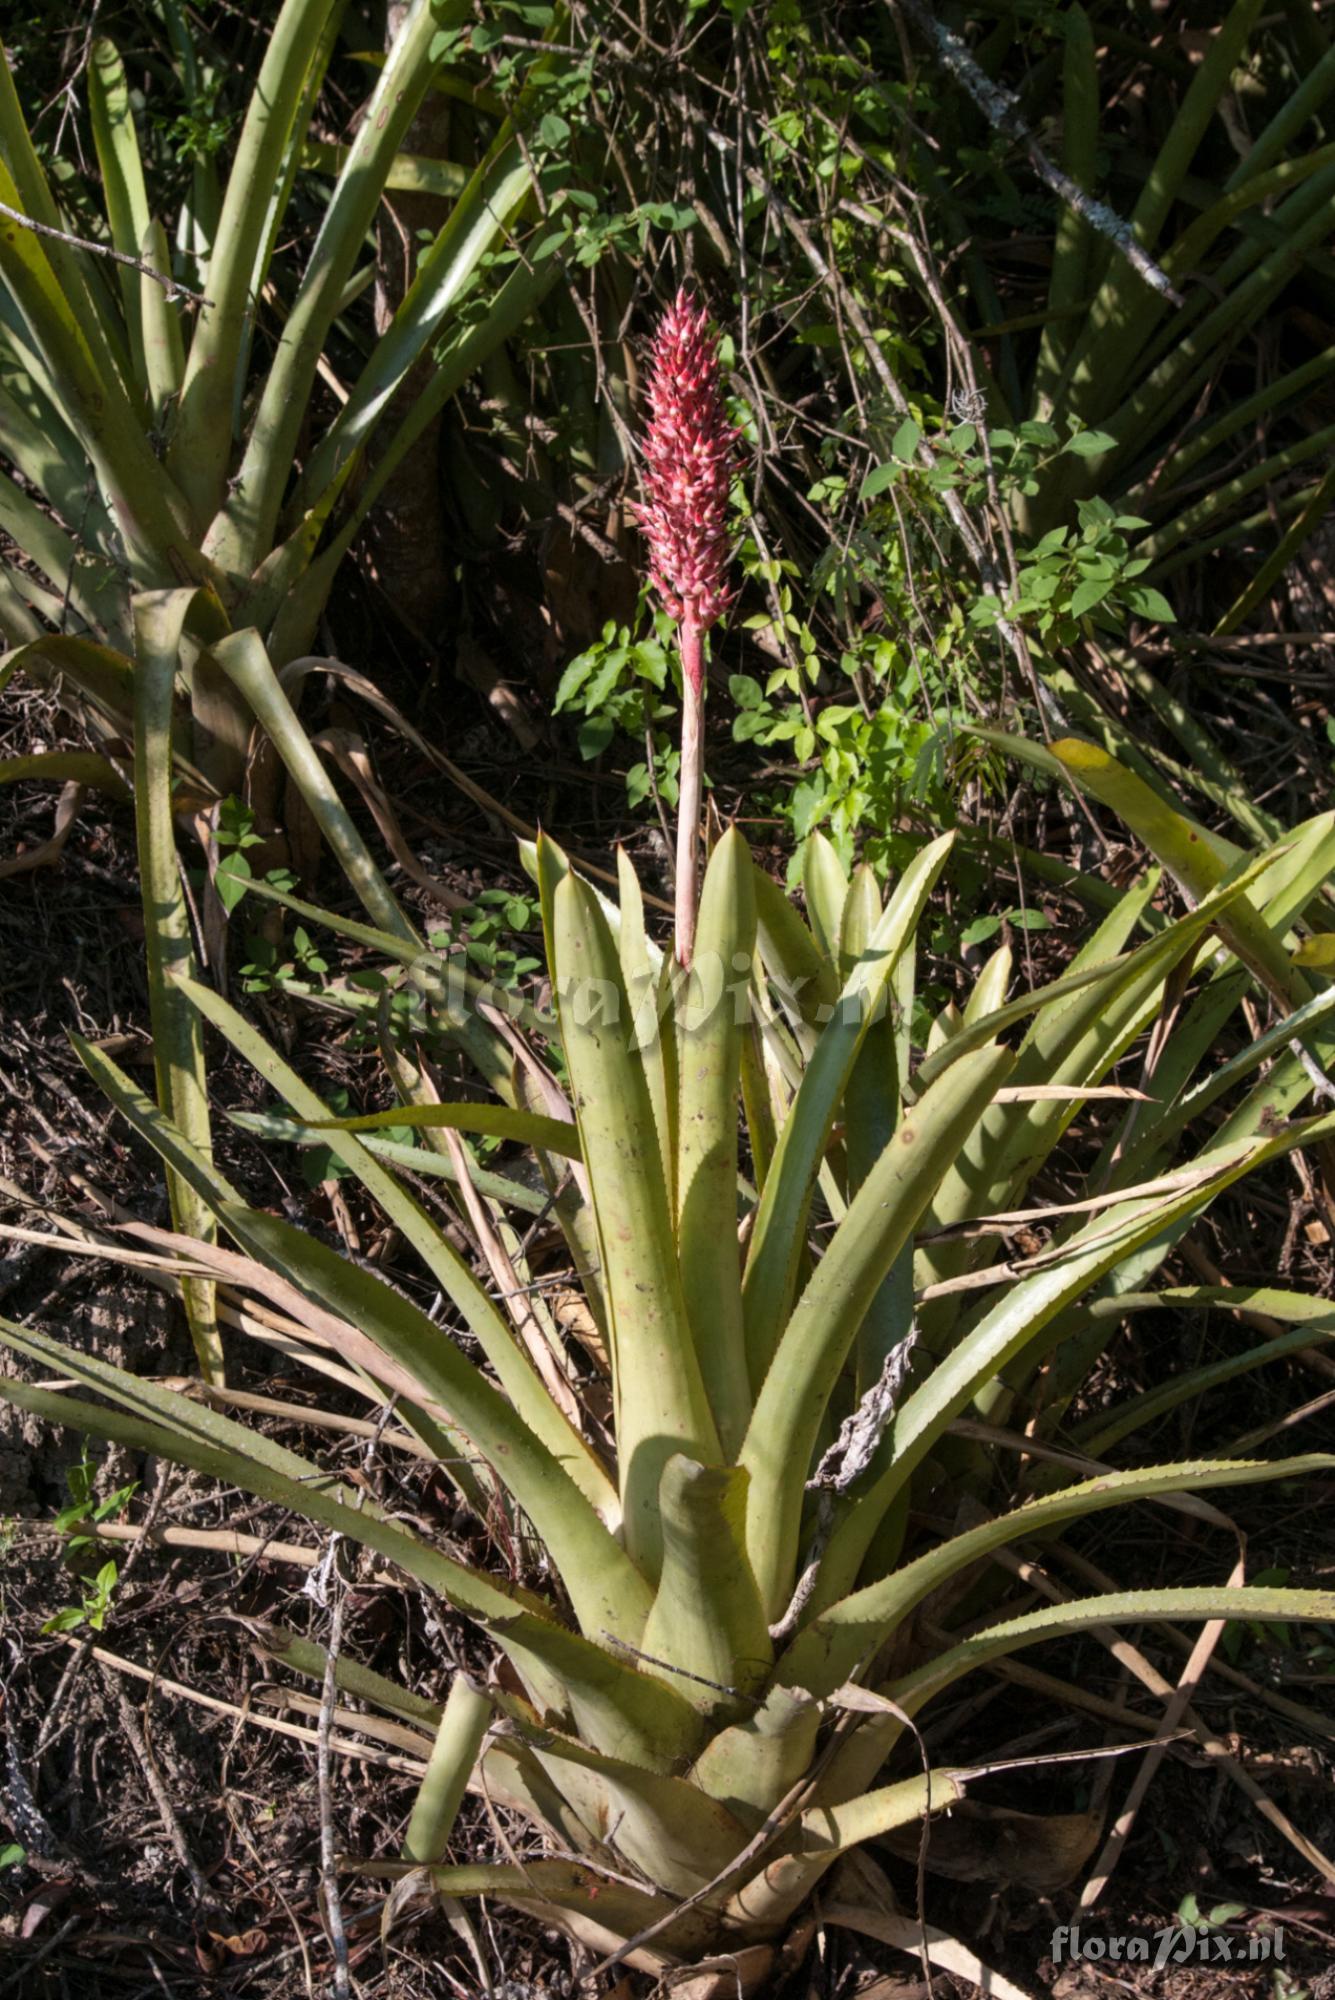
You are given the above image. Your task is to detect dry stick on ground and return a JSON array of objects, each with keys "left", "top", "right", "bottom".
[
  {"left": 72, "top": 1638, "right": 431, "bottom": 1774},
  {"left": 78, "top": 1518, "right": 398, "bottom": 1570},
  {"left": 1080, "top": 1552, "right": 1244, "bottom": 1910},
  {"left": 988, "top": 1544, "right": 1335, "bottom": 1886},
  {"left": 905, "top": 1412, "right": 1335, "bottom": 1746},
  {"left": 980, "top": 1656, "right": 1166, "bottom": 1736},
  {"left": 102, "top": 1667, "right": 212, "bottom": 1907},
  {"left": 0, "top": 1914, "right": 82, "bottom": 1998},
  {"left": 822, "top": 1896, "right": 1037, "bottom": 2000},
  {"left": 314, "top": 1542, "right": 354, "bottom": 2000}
]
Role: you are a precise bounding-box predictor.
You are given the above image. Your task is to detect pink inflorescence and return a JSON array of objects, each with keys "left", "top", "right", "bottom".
[{"left": 636, "top": 288, "right": 738, "bottom": 660}]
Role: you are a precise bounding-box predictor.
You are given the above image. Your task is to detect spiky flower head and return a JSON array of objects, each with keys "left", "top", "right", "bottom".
[{"left": 636, "top": 288, "right": 738, "bottom": 656}]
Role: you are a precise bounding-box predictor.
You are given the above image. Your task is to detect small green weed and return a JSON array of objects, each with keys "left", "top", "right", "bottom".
[{"left": 40, "top": 1447, "right": 137, "bottom": 1637}]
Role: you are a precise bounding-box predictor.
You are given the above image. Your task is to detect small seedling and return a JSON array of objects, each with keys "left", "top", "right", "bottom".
[
  {"left": 40, "top": 1447, "right": 137, "bottom": 1636},
  {"left": 1176, "top": 1892, "right": 1247, "bottom": 1932},
  {"left": 212, "top": 797, "right": 298, "bottom": 919}
]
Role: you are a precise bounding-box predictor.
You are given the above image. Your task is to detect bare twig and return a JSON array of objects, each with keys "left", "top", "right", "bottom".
[
  {"left": 103, "top": 1669, "right": 210, "bottom": 1905},
  {"left": 892, "top": 0, "right": 1183, "bottom": 306},
  {"left": 0, "top": 1915, "right": 82, "bottom": 1997},
  {"left": 64, "top": 1636, "right": 432, "bottom": 1774},
  {"left": 0, "top": 198, "right": 209, "bottom": 303},
  {"left": 1079, "top": 1556, "right": 1241, "bottom": 1909},
  {"left": 315, "top": 1543, "right": 353, "bottom": 2000},
  {"left": 992, "top": 1543, "right": 1335, "bottom": 1886}
]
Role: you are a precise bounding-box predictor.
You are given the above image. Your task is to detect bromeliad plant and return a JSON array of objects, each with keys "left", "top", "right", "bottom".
[
  {"left": 3, "top": 739, "right": 1335, "bottom": 1982},
  {"left": 0, "top": 0, "right": 585, "bottom": 1378},
  {"left": 0, "top": 0, "right": 567, "bottom": 761}
]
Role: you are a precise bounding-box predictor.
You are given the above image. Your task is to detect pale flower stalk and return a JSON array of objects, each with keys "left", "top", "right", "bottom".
[{"left": 635, "top": 288, "right": 737, "bottom": 965}]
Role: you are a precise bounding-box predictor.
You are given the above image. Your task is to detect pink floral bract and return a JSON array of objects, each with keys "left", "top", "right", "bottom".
[{"left": 636, "top": 288, "right": 737, "bottom": 669}]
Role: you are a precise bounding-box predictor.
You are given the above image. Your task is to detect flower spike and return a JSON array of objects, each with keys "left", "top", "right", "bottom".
[
  {"left": 635, "top": 289, "right": 738, "bottom": 964},
  {"left": 636, "top": 288, "right": 738, "bottom": 640}
]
